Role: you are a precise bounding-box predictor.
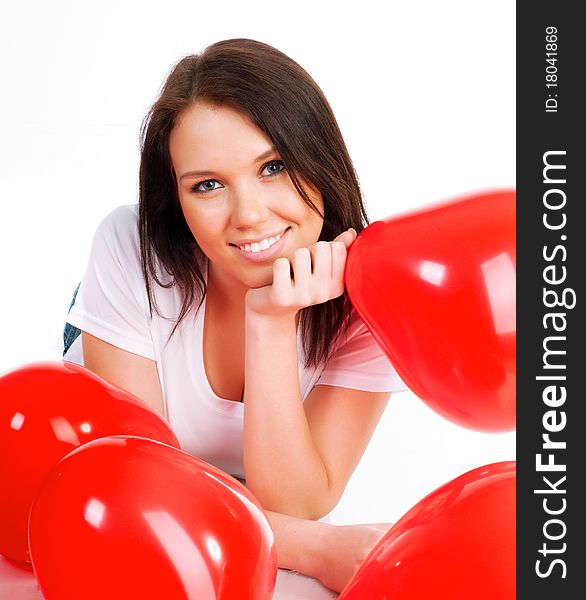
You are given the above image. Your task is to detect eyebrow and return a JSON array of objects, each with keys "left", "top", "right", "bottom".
[{"left": 178, "top": 146, "right": 278, "bottom": 181}]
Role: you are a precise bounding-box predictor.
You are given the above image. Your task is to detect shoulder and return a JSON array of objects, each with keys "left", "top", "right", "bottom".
[
  {"left": 317, "top": 304, "right": 408, "bottom": 393},
  {"left": 332, "top": 306, "right": 371, "bottom": 351},
  {"left": 320, "top": 306, "right": 382, "bottom": 366},
  {"left": 89, "top": 204, "right": 140, "bottom": 261},
  {"left": 94, "top": 204, "right": 138, "bottom": 242}
]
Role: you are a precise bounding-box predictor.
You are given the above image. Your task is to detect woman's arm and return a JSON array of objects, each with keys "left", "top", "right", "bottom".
[
  {"left": 81, "top": 332, "right": 166, "bottom": 417},
  {"left": 243, "top": 312, "right": 390, "bottom": 519},
  {"left": 243, "top": 229, "right": 392, "bottom": 519},
  {"left": 242, "top": 312, "right": 323, "bottom": 518}
]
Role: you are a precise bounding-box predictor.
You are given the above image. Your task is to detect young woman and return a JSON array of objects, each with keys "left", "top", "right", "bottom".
[{"left": 64, "top": 38, "right": 406, "bottom": 592}]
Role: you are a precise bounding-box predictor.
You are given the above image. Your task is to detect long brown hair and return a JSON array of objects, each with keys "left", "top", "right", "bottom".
[{"left": 139, "top": 38, "right": 370, "bottom": 369}]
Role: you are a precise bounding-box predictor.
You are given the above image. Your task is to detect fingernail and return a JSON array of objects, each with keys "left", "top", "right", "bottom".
[{"left": 348, "top": 227, "right": 357, "bottom": 235}]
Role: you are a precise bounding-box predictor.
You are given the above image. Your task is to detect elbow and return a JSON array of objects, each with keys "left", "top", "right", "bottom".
[
  {"left": 281, "top": 501, "right": 334, "bottom": 522},
  {"left": 268, "top": 500, "right": 335, "bottom": 522},
  {"left": 302, "top": 501, "right": 337, "bottom": 522},
  {"left": 303, "top": 487, "right": 343, "bottom": 521},
  {"left": 310, "top": 488, "right": 343, "bottom": 521},
  {"left": 247, "top": 480, "right": 342, "bottom": 521}
]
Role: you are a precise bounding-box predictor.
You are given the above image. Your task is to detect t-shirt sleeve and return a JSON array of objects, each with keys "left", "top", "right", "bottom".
[
  {"left": 316, "top": 314, "right": 407, "bottom": 393},
  {"left": 65, "top": 205, "right": 156, "bottom": 360}
]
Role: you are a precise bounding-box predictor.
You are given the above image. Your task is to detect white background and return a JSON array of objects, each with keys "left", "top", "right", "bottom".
[{"left": 0, "top": 0, "right": 515, "bottom": 525}]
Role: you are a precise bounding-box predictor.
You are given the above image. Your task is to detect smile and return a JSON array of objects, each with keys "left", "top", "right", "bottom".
[
  {"left": 231, "top": 228, "right": 291, "bottom": 263},
  {"left": 237, "top": 231, "right": 285, "bottom": 253}
]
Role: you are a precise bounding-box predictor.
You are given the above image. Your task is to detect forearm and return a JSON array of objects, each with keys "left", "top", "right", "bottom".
[
  {"left": 243, "top": 312, "right": 331, "bottom": 518},
  {"left": 265, "top": 509, "right": 328, "bottom": 578}
]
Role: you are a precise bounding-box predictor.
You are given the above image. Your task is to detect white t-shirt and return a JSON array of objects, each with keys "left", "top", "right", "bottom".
[{"left": 65, "top": 205, "right": 406, "bottom": 478}]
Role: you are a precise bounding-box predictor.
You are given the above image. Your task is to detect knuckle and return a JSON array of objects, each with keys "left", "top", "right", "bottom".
[
  {"left": 313, "top": 286, "right": 331, "bottom": 304},
  {"left": 270, "top": 288, "right": 292, "bottom": 308},
  {"left": 298, "top": 291, "right": 313, "bottom": 306},
  {"left": 294, "top": 247, "right": 310, "bottom": 260},
  {"left": 330, "top": 276, "right": 345, "bottom": 298},
  {"left": 274, "top": 257, "right": 289, "bottom": 270}
]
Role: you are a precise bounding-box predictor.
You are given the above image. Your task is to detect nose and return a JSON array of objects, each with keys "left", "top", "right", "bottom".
[{"left": 229, "top": 185, "right": 271, "bottom": 229}]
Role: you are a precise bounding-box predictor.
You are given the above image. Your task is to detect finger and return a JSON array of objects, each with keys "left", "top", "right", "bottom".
[
  {"left": 310, "top": 241, "right": 332, "bottom": 280},
  {"left": 332, "top": 228, "right": 357, "bottom": 248},
  {"left": 291, "top": 247, "right": 312, "bottom": 290},
  {"left": 272, "top": 257, "right": 293, "bottom": 289}
]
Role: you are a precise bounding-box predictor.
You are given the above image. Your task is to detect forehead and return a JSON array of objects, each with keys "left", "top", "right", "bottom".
[{"left": 169, "top": 102, "right": 274, "bottom": 169}]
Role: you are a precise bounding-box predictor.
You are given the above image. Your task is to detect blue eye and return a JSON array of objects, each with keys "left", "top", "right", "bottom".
[
  {"left": 262, "top": 160, "right": 286, "bottom": 177},
  {"left": 191, "top": 179, "right": 222, "bottom": 194},
  {"left": 190, "top": 160, "right": 285, "bottom": 195}
]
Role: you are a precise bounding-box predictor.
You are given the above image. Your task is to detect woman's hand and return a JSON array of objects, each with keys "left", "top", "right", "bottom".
[
  {"left": 245, "top": 228, "right": 357, "bottom": 319},
  {"left": 311, "top": 522, "right": 392, "bottom": 593}
]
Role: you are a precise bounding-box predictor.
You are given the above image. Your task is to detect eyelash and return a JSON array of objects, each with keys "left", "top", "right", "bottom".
[{"left": 190, "top": 160, "right": 286, "bottom": 195}]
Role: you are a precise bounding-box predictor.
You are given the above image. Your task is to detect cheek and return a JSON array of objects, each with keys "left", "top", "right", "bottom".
[
  {"left": 179, "top": 208, "right": 212, "bottom": 250},
  {"left": 188, "top": 222, "right": 216, "bottom": 248},
  {"left": 305, "top": 209, "right": 325, "bottom": 239},
  {"left": 182, "top": 212, "right": 202, "bottom": 240},
  {"left": 288, "top": 193, "right": 322, "bottom": 224}
]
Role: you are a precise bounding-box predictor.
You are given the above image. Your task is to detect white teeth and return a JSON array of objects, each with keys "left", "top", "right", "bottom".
[{"left": 238, "top": 232, "right": 282, "bottom": 253}]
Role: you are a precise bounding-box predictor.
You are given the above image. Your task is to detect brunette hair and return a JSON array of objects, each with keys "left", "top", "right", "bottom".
[{"left": 139, "top": 38, "right": 370, "bottom": 369}]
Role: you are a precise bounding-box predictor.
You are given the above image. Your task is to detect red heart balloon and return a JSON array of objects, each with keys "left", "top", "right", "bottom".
[
  {"left": 0, "top": 361, "right": 180, "bottom": 564},
  {"left": 339, "top": 461, "right": 516, "bottom": 600},
  {"left": 29, "top": 435, "right": 277, "bottom": 600},
  {"left": 345, "top": 190, "right": 516, "bottom": 432}
]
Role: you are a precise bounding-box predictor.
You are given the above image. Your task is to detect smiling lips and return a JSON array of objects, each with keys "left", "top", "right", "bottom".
[
  {"left": 231, "top": 228, "right": 290, "bottom": 263},
  {"left": 236, "top": 230, "right": 285, "bottom": 253}
]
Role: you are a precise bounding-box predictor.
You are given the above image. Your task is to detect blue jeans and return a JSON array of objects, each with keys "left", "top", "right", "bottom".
[{"left": 63, "top": 282, "right": 82, "bottom": 356}]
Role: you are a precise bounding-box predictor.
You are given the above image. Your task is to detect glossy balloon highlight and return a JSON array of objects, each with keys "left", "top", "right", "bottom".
[
  {"left": 29, "top": 436, "right": 277, "bottom": 600},
  {"left": 339, "top": 461, "right": 516, "bottom": 600},
  {"left": 345, "top": 190, "right": 516, "bottom": 431},
  {"left": 0, "top": 361, "right": 180, "bottom": 564}
]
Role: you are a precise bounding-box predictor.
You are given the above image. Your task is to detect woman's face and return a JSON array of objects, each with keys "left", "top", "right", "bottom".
[{"left": 169, "top": 102, "right": 324, "bottom": 295}]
